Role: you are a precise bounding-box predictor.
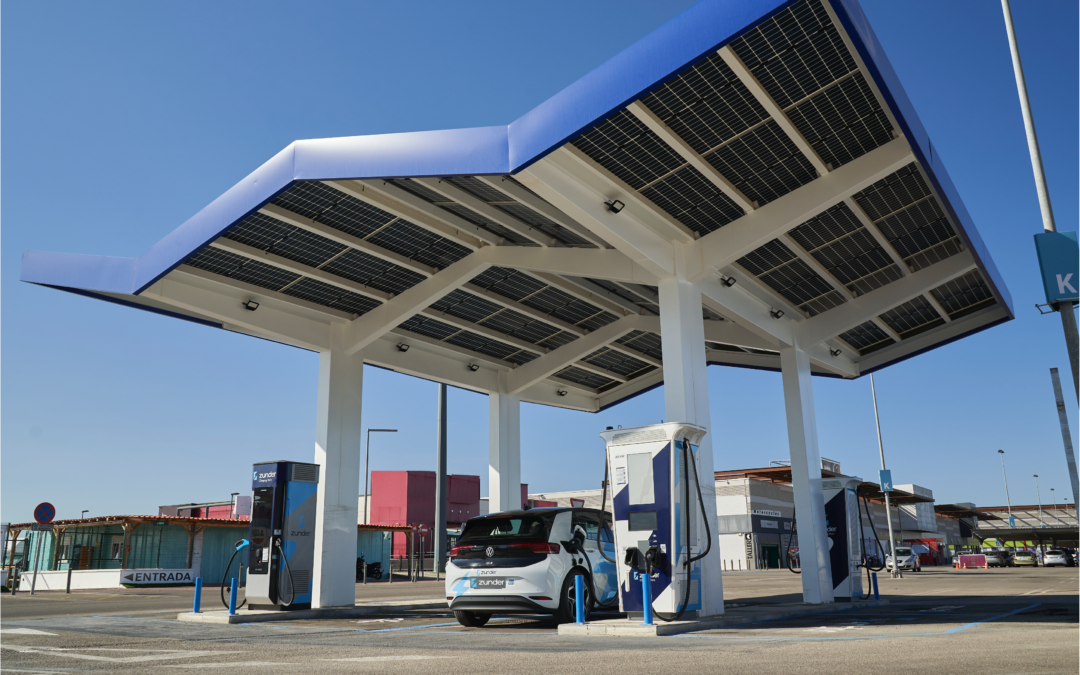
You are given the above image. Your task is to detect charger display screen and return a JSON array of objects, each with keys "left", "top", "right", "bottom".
[{"left": 628, "top": 510, "right": 658, "bottom": 532}]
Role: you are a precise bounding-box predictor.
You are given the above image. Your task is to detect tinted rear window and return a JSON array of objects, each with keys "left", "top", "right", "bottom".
[
  {"left": 895, "top": 548, "right": 913, "bottom": 556},
  {"left": 1047, "top": 550, "right": 1066, "bottom": 555},
  {"left": 458, "top": 514, "right": 554, "bottom": 545}
]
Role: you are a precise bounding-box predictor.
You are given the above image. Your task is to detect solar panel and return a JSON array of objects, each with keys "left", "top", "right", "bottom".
[
  {"left": 385, "top": 178, "right": 448, "bottom": 204},
  {"left": 471, "top": 267, "right": 547, "bottom": 301},
  {"left": 878, "top": 296, "right": 943, "bottom": 338},
  {"left": 786, "top": 73, "right": 894, "bottom": 168},
  {"left": 640, "top": 165, "right": 745, "bottom": 235},
  {"left": 438, "top": 202, "right": 534, "bottom": 244},
  {"left": 707, "top": 121, "right": 818, "bottom": 206},
  {"left": 480, "top": 309, "right": 562, "bottom": 345},
  {"left": 729, "top": 0, "right": 857, "bottom": 110},
  {"left": 554, "top": 365, "right": 618, "bottom": 390},
  {"left": 540, "top": 332, "right": 578, "bottom": 351},
  {"left": 586, "top": 278, "right": 655, "bottom": 310},
  {"left": 399, "top": 315, "right": 461, "bottom": 341},
  {"left": 837, "top": 320, "right": 892, "bottom": 353},
  {"left": 274, "top": 182, "right": 395, "bottom": 240},
  {"left": 852, "top": 165, "right": 959, "bottom": 262},
  {"left": 492, "top": 202, "right": 592, "bottom": 246},
  {"left": 616, "top": 330, "right": 664, "bottom": 362},
  {"left": 582, "top": 347, "right": 653, "bottom": 378},
  {"left": 907, "top": 238, "right": 964, "bottom": 272},
  {"left": 185, "top": 248, "right": 300, "bottom": 292},
  {"left": 520, "top": 287, "right": 618, "bottom": 328},
  {"left": 572, "top": 109, "right": 687, "bottom": 190},
  {"left": 367, "top": 219, "right": 472, "bottom": 271},
  {"left": 430, "top": 289, "right": 504, "bottom": 324},
  {"left": 446, "top": 331, "right": 520, "bottom": 361},
  {"left": 226, "top": 220, "right": 346, "bottom": 270},
  {"left": 443, "top": 176, "right": 511, "bottom": 204},
  {"left": 283, "top": 277, "right": 382, "bottom": 316},
  {"left": 322, "top": 249, "right": 426, "bottom": 296},
  {"left": 930, "top": 270, "right": 996, "bottom": 319},
  {"left": 640, "top": 53, "right": 768, "bottom": 156},
  {"left": 506, "top": 351, "right": 539, "bottom": 366},
  {"left": 736, "top": 238, "right": 844, "bottom": 315}
]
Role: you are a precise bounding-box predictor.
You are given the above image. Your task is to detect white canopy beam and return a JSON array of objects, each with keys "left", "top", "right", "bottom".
[{"left": 519, "top": 154, "right": 676, "bottom": 279}]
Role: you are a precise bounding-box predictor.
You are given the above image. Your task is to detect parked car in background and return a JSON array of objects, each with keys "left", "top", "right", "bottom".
[
  {"left": 1012, "top": 551, "right": 1038, "bottom": 567},
  {"left": 886, "top": 547, "right": 921, "bottom": 571},
  {"left": 1043, "top": 549, "right": 1075, "bottom": 567},
  {"left": 982, "top": 550, "right": 1006, "bottom": 567}
]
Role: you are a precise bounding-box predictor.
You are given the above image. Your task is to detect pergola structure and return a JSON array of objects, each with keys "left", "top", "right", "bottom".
[{"left": 20, "top": 0, "right": 1012, "bottom": 608}]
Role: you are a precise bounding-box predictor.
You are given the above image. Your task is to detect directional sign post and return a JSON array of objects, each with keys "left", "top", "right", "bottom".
[{"left": 29, "top": 502, "right": 55, "bottom": 596}]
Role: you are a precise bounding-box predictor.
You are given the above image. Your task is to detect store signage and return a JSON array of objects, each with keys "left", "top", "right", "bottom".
[
  {"left": 121, "top": 569, "right": 196, "bottom": 585},
  {"left": 760, "top": 520, "right": 778, "bottom": 530},
  {"left": 752, "top": 509, "right": 781, "bottom": 517},
  {"left": 744, "top": 533, "right": 754, "bottom": 558}
]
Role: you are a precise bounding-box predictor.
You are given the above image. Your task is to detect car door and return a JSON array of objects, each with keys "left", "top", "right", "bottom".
[{"left": 571, "top": 510, "right": 617, "bottom": 604}]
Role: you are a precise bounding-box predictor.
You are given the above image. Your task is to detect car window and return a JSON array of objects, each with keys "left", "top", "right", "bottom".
[
  {"left": 457, "top": 514, "right": 554, "bottom": 545},
  {"left": 895, "top": 548, "right": 913, "bottom": 556},
  {"left": 572, "top": 511, "right": 602, "bottom": 542}
]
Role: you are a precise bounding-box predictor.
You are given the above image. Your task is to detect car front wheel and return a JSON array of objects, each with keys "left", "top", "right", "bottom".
[{"left": 454, "top": 610, "right": 491, "bottom": 627}]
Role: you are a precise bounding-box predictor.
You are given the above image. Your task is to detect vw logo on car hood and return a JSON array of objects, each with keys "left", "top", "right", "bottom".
[{"left": 486, "top": 546, "right": 495, "bottom": 557}]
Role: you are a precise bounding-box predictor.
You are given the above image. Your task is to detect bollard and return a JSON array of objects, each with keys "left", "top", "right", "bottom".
[
  {"left": 66, "top": 563, "right": 73, "bottom": 594},
  {"left": 363, "top": 561, "right": 367, "bottom": 585},
  {"left": 574, "top": 575, "right": 585, "bottom": 625},
  {"left": 641, "top": 571, "right": 653, "bottom": 626},
  {"left": 193, "top": 577, "right": 203, "bottom": 613},
  {"left": 871, "top": 572, "right": 879, "bottom": 601},
  {"left": 228, "top": 578, "right": 238, "bottom": 616}
]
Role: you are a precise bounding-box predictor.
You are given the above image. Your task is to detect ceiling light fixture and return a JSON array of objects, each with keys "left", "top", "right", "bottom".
[
  {"left": 557, "top": 390, "right": 568, "bottom": 397},
  {"left": 770, "top": 309, "right": 785, "bottom": 320},
  {"left": 720, "top": 275, "right": 737, "bottom": 288},
  {"left": 243, "top": 300, "right": 260, "bottom": 311},
  {"left": 467, "top": 363, "right": 480, "bottom": 372},
  {"left": 396, "top": 343, "right": 410, "bottom": 353},
  {"left": 605, "top": 199, "right": 625, "bottom": 214},
  {"left": 830, "top": 348, "right": 841, "bottom": 357}
]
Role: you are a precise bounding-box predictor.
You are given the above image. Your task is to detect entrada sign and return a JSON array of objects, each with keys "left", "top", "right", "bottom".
[{"left": 121, "top": 569, "right": 196, "bottom": 586}]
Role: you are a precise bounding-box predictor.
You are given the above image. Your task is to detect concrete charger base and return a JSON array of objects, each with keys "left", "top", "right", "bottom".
[
  {"left": 558, "top": 598, "right": 890, "bottom": 636},
  {"left": 178, "top": 597, "right": 447, "bottom": 624}
]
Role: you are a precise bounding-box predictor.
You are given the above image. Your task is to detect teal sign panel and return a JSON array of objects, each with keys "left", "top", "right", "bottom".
[
  {"left": 1034, "top": 231, "right": 1079, "bottom": 304},
  {"left": 879, "top": 469, "right": 893, "bottom": 492}
]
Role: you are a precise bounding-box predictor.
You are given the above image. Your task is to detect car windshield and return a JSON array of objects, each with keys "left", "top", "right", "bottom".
[
  {"left": 457, "top": 514, "right": 554, "bottom": 545},
  {"left": 895, "top": 548, "right": 913, "bottom": 556}
]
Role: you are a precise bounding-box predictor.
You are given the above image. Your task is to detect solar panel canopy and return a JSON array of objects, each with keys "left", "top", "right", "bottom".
[{"left": 20, "top": 0, "right": 1012, "bottom": 413}]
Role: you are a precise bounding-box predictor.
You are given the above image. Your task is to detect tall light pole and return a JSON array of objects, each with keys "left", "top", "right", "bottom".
[
  {"left": 1033, "top": 475, "right": 1043, "bottom": 527},
  {"left": 998, "top": 450, "right": 1014, "bottom": 527},
  {"left": 1050, "top": 488, "right": 1058, "bottom": 526},
  {"left": 364, "top": 429, "right": 397, "bottom": 525},
  {"left": 80, "top": 510, "right": 88, "bottom": 520},
  {"left": 1000, "top": 0, "right": 1078, "bottom": 398},
  {"left": 870, "top": 375, "right": 899, "bottom": 575}
]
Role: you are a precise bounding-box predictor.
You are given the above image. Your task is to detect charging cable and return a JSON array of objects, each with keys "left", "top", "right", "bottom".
[
  {"left": 274, "top": 539, "right": 297, "bottom": 607},
  {"left": 220, "top": 539, "right": 250, "bottom": 610}
]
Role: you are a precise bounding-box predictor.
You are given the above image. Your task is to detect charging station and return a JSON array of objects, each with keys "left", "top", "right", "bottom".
[
  {"left": 601, "top": 423, "right": 722, "bottom": 620},
  {"left": 247, "top": 461, "right": 320, "bottom": 611},
  {"left": 821, "top": 476, "right": 864, "bottom": 601}
]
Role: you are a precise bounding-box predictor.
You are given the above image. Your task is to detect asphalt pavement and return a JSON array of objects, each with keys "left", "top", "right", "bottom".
[{"left": 1, "top": 567, "right": 1076, "bottom": 674}]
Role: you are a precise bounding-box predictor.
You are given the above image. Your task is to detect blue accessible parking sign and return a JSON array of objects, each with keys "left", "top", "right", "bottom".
[{"left": 1033, "top": 231, "right": 1079, "bottom": 305}]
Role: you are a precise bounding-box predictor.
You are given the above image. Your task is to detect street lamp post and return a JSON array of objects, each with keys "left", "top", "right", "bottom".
[
  {"left": 364, "top": 429, "right": 397, "bottom": 525},
  {"left": 1034, "top": 476, "right": 1043, "bottom": 527},
  {"left": 870, "top": 374, "right": 899, "bottom": 577},
  {"left": 80, "top": 510, "right": 88, "bottom": 520},
  {"left": 998, "top": 450, "right": 1014, "bottom": 527}
]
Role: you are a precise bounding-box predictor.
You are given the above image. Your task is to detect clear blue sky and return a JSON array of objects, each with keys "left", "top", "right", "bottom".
[{"left": 2, "top": 1, "right": 1077, "bottom": 523}]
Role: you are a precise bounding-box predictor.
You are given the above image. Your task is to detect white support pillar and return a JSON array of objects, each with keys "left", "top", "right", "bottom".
[
  {"left": 488, "top": 375, "right": 521, "bottom": 513},
  {"left": 312, "top": 323, "right": 363, "bottom": 608},
  {"left": 657, "top": 243, "right": 724, "bottom": 617},
  {"left": 780, "top": 344, "right": 834, "bottom": 604}
]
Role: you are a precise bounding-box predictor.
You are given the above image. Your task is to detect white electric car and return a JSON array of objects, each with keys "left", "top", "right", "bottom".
[{"left": 445, "top": 508, "right": 618, "bottom": 626}]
